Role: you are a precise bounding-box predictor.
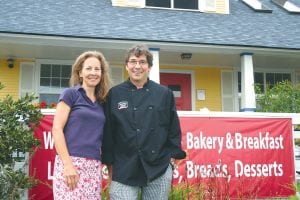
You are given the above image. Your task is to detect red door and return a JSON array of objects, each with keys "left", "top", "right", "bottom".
[{"left": 160, "top": 73, "right": 191, "bottom": 111}]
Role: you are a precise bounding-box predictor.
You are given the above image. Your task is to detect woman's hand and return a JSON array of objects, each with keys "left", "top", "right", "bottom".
[{"left": 63, "top": 163, "right": 79, "bottom": 190}]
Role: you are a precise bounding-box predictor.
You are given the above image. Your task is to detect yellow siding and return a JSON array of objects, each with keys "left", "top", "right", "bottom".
[
  {"left": 112, "top": 0, "right": 127, "bottom": 6},
  {"left": 0, "top": 59, "right": 20, "bottom": 100},
  {"left": 195, "top": 68, "right": 222, "bottom": 111},
  {"left": 202, "top": 0, "right": 227, "bottom": 14},
  {"left": 161, "top": 65, "right": 222, "bottom": 111},
  {"left": 215, "top": 0, "right": 227, "bottom": 14},
  {"left": 124, "top": 69, "right": 129, "bottom": 80},
  {"left": 112, "top": 0, "right": 144, "bottom": 8}
]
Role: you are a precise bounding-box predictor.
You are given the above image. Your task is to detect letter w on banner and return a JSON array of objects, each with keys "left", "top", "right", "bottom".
[{"left": 173, "top": 117, "right": 295, "bottom": 199}]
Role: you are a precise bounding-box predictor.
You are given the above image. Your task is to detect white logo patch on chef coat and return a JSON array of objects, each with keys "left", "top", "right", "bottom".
[{"left": 118, "top": 101, "right": 128, "bottom": 110}]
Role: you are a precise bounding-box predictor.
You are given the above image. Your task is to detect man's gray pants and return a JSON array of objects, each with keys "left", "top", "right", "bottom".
[{"left": 109, "top": 165, "right": 172, "bottom": 200}]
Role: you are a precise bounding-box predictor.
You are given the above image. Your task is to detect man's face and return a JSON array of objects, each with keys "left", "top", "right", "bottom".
[{"left": 126, "top": 54, "right": 151, "bottom": 87}]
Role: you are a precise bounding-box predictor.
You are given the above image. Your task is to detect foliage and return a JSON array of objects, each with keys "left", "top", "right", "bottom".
[
  {"left": 101, "top": 184, "right": 110, "bottom": 200},
  {"left": 288, "top": 182, "right": 300, "bottom": 200},
  {"left": 256, "top": 80, "right": 300, "bottom": 113},
  {"left": 0, "top": 82, "right": 42, "bottom": 199},
  {"left": 256, "top": 81, "right": 300, "bottom": 199},
  {"left": 169, "top": 182, "right": 197, "bottom": 200}
]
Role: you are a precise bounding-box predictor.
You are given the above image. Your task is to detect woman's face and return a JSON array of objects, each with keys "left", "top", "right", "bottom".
[{"left": 79, "top": 56, "right": 101, "bottom": 88}]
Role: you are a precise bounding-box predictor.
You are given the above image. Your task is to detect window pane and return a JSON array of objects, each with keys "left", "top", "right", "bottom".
[
  {"left": 61, "top": 78, "right": 69, "bottom": 87},
  {"left": 274, "top": 73, "right": 283, "bottom": 83},
  {"left": 254, "top": 72, "right": 264, "bottom": 93},
  {"left": 174, "top": 0, "right": 198, "bottom": 9},
  {"left": 40, "top": 64, "right": 51, "bottom": 77},
  {"left": 146, "top": 0, "right": 170, "bottom": 8},
  {"left": 40, "top": 78, "right": 50, "bottom": 86},
  {"left": 40, "top": 94, "right": 60, "bottom": 105},
  {"left": 283, "top": 73, "right": 291, "bottom": 81},
  {"left": 266, "top": 73, "right": 275, "bottom": 86},
  {"left": 39, "top": 63, "right": 72, "bottom": 104},
  {"left": 51, "top": 78, "right": 60, "bottom": 87},
  {"left": 52, "top": 65, "right": 61, "bottom": 77},
  {"left": 254, "top": 72, "right": 264, "bottom": 84},
  {"left": 61, "top": 65, "right": 71, "bottom": 78},
  {"left": 168, "top": 85, "right": 181, "bottom": 98}
]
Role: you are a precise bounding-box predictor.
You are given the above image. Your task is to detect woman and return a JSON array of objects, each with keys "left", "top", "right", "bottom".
[{"left": 52, "top": 51, "right": 111, "bottom": 199}]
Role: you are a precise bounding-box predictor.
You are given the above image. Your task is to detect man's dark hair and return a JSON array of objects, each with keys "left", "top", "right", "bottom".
[{"left": 125, "top": 44, "right": 153, "bottom": 67}]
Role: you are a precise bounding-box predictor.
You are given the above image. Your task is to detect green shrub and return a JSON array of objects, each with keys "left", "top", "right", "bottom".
[
  {"left": 256, "top": 80, "right": 300, "bottom": 113},
  {"left": 0, "top": 82, "right": 42, "bottom": 199}
]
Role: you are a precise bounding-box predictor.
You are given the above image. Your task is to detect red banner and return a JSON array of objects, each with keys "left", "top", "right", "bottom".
[
  {"left": 29, "top": 115, "right": 296, "bottom": 199},
  {"left": 173, "top": 116, "right": 295, "bottom": 198},
  {"left": 29, "top": 114, "right": 55, "bottom": 200}
]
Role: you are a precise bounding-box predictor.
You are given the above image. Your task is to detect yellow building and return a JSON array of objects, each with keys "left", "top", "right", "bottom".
[{"left": 1, "top": 0, "right": 300, "bottom": 112}]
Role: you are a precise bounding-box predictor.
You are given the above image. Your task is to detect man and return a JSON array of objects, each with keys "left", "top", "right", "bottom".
[{"left": 102, "top": 44, "right": 186, "bottom": 200}]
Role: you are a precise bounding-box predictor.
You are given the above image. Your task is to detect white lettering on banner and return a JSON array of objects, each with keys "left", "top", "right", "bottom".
[
  {"left": 234, "top": 160, "right": 283, "bottom": 178},
  {"left": 187, "top": 131, "right": 285, "bottom": 152},
  {"left": 172, "top": 166, "right": 184, "bottom": 184},
  {"left": 234, "top": 132, "right": 284, "bottom": 150},
  {"left": 47, "top": 161, "right": 54, "bottom": 180},
  {"left": 43, "top": 131, "right": 54, "bottom": 150},
  {"left": 186, "top": 132, "right": 224, "bottom": 153},
  {"left": 185, "top": 160, "right": 230, "bottom": 182}
]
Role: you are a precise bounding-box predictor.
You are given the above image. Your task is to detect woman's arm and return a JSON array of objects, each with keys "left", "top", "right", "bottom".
[{"left": 52, "top": 101, "right": 79, "bottom": 190}]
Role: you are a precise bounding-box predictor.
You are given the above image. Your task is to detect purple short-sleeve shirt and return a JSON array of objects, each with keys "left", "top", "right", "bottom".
[{"left": 58, "top": 85, "right": 105, "bottom": 161}]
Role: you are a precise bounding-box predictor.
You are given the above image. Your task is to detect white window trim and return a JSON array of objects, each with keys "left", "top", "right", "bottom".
[
  {"left": 145, "top": 0, "right": 205, "bottom": 12},
  {"left": 221, "top": 70, "right": 237, "bottom": 112},
  {"left": 114, "top": 0, "right": 219, "bottom": 12},
  {"left": 35, "top": 59, "right": 73, "bottom": 100},
  {"left": 200, "top": 0, "right": 216, "bottom": 12},
  {"left": 19, "top": 62, "right": 36, "bottom": 97}
]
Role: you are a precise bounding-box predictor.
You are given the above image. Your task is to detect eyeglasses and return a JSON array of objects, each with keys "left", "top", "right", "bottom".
[{"left": 127, "top": 60, "right": 148, "bottom": 67}]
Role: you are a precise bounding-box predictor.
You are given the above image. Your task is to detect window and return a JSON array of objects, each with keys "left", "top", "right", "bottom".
[
  {"left": 174, "top": 0, "right": 198, "bottom": 10},
  {"left": 36, "top": 62, "right": 124, "bottom": 105},
  {"left": 238, "top": 72, "right": 291, "bottom": 93},
  {"left": 146, "top": 0, "right": 199, "bottom": 10},
  {"left": 39, "top": 63, "right": 71, "bottom": 104},
  {"left": 168, "top": 85, "right": 182, "bottom": 97},
  {"left": 237, "top": 71, "right": 291, "bottom": 111},
  {"left": 266, "top": 72, "right": 291, "bottom": 88},
  {"left": 146, "top": 0, "right": 170, "bottom": 8},
  {"left": 254, "top": 72, "right": 264, "bottom": 92}
]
